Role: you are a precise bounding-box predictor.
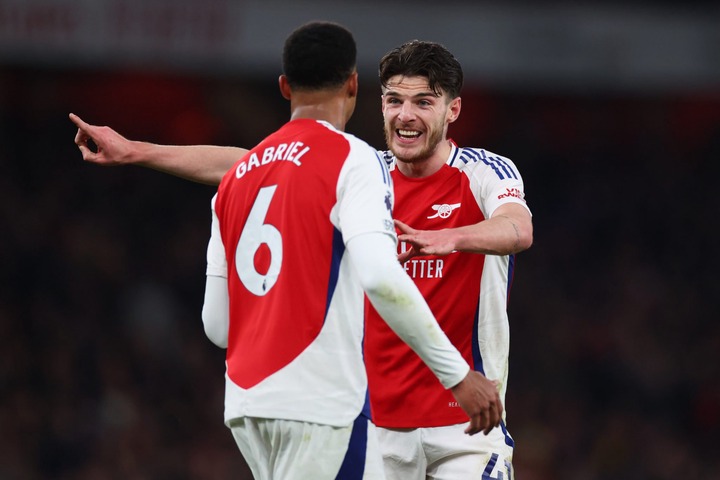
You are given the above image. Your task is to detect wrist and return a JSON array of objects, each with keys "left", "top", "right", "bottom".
[
  {"left": 448, "top": 227, "right": 469, "bottom": 253},
  {"left": 127, "top": 141, "right": 156, "bottom": 166}
]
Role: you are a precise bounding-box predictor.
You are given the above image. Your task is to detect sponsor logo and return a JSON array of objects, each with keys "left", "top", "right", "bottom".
[
  {"left": 403, "top": 258, "right": 444, "bottom": 278},
  {"left": 427, "top": 203, "right": 461, "bottom": 219},
  {"left": 497, "top": 187, "right": 523, "bottom": 200}
]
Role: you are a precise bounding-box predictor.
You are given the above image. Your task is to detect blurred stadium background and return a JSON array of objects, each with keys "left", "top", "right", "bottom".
[{"left": 2, "top": 0, "right": 719, "bottom": 478}]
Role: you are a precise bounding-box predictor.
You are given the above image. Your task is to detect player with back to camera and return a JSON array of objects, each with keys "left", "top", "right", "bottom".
[
  {"left": 71, "top": 22, "right": 504, "bottom": 480},
  {"left": 70, "top": 36, "right": 531, "bottom": 480}
]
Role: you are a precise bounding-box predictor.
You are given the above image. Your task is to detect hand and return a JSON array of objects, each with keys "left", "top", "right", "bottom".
[
  {"left": 395, "top": 219, "right": 457, "bottom": 263},
  {"left": 69, "top": 113, "right": 134, "bottom": 166},
  {"left": 450, "top": 371, "right": 503, "bottom": 436}
]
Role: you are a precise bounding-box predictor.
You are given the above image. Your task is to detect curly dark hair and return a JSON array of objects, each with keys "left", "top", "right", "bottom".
[
  {"left": 282, "top": 21, "right": 357, "bottom": 91},
  {"left": 378, "top": 40, "right": 463, "bottom": 98}
]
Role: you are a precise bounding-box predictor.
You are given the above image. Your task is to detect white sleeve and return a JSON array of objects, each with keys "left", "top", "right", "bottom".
[
  {"left": 202, "top": 193, "right": 229, "bottom": 348},
  {"left": 333, "top": 140, "right": 396, "bottom": 243},
  {"left": 201, "top": 275, "right": 229, "bottom": 348},
  {"left": 206, "top": 194, "right": 228, "bottom": 278},
  {"left": 346, "top": 232, "right": 470, "bottom": 389},
  {"left": 468, "top": 151, "right": 531, "bottom": 218}
]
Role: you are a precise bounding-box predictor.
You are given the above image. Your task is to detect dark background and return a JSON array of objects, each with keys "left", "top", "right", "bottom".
[{"left": 2, "top": 1, "right": 719, "bottom": 479}]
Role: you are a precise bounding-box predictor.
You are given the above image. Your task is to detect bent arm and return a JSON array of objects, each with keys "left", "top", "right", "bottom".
[
  {"left": 396, "top": 202, "right": 533, "bottom": 261},
  {"left": 450, "top": 202, "right": 533, "bottom": 254},
  {"left": 69, "top": 113, "right": 242, "bottom": 185}
]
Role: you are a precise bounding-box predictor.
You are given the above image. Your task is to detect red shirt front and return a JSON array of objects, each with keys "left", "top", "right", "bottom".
[{"left": 365, "top": 163, "right": 486, "bottom": 428}]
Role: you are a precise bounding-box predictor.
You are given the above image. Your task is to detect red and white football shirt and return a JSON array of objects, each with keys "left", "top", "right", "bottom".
[
  {"left": 207, "top": 119, "right": 396, "bottom": 427},
  {"left": 365, "top": 143, "right": 530, "bottom": 428}
]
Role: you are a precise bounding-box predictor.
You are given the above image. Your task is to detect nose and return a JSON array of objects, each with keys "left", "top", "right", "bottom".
[{"left": 397, "top": 101, "right": 415, "bottom": 123}]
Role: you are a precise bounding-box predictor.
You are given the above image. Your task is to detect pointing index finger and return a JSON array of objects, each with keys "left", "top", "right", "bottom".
[
  {"left": 394, "top": 219, "right": 416, "bottom": 234},
  {"left": 68, "top": 112, "right": 90, "bottom": 130}
]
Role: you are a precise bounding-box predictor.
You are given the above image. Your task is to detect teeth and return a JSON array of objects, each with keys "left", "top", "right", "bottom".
[{"left": 398, "top": 129, "right": 420, "bottom": 138}]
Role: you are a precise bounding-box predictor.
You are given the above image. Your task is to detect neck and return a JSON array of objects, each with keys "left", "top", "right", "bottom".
[
  {"left": 289, "top": 91, "right": 349, "bottom": 131},
  {"left": 396, "top": 139, "right": 453, "bottom": 178}
]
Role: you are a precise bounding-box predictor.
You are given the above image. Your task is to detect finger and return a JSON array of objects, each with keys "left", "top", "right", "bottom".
[
  {"left": 396, "top": 246, "right": 415, "bottom": 263},
  {"left": 396, "top": 233, "right": 414, "bottom": 244},
  {"left": 74, "top": 128, "right": 90, "bottom": 146},
  {"left": 484, "top": 418, "right": 499, "bottom": 436},
  {"left": 71, "top": 118, "right": 96, "bottom": 147},
  {"left": 484, "top": 405, "right": 498, "bottom": 435},
  {"left": 393, "top": 219, "right": 416, "bottom": 234},
  {"left": 492, "top": 389, "right": 504, "bottom": 418},
  {"left": 73, "top": 128, "right": 96, "bottom": 158},
  {"left": 69, "top": 113, "right": 98, "bottom": 144},
  {"left": 464, "top": 416, "right": 481, "bottom": 436},
  {"left": 68, "top": 112, "right": 90, "bottom": 130},
  {"left": 482, "top": 406, "right": 492, "bottom": 433},
  {"left": 77, "top": 144, "right": 98, "bottom": 162},
  {"left": 466, "top": 409, "right": 487, "bottom": 437},
  {"left": 483, "top": 401, "right": 502, "bottom": 435}
]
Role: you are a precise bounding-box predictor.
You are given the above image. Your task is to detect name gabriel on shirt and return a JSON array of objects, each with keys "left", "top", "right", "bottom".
[{"left": 235, "top": 142, "right": 309, "bottom": 179}]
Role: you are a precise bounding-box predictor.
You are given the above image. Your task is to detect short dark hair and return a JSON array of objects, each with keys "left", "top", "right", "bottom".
[
  {"left": 378, "top": 40, "right": 463, "bottom": 99},
  {"left": 282, "top": 21, "right": 357, "bottom": 91}
]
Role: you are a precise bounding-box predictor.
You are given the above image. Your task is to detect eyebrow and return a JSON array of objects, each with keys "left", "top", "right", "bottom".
[{"left": 383, "top": 90, "right": 439, "bottom": 99}]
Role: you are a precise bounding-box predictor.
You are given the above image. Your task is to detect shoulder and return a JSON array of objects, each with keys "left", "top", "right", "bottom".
[
  {"left": 450, "top": 146, "right": 521, "bottom": 180},
  {"left": 343, "top": 132, "right": 379, "bottom": 156},
  {"left": 324, "top": 132, "right": 391, "bottom": 185},
  {"left": 317, "top": 122, "right": 377, "bottom": 155}
]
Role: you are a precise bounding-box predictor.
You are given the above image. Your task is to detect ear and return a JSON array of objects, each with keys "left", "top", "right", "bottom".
[
  {"left": 446, "top": 96, "right": 461, "bottom": 124},
  {"left": 346, "top": 72, "right": 358, "bottom": 98},
  {"left": 279, "top": 75, "right": 292, "bottom": 100}
]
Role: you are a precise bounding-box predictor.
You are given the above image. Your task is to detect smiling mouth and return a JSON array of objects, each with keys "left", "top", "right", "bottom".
[{"left": 397, "top": 129, "right": 421, "bottom": 140}]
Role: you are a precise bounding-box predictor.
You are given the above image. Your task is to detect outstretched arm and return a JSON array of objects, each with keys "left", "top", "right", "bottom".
[
  {"left": 346, "top": 232, "right": 503, "bottom": 435},
  {"left": 69, "top": 113, "right": 244, "bottom": 186},
  {"left": 396, "top": 202, "right": 533, "bottom": 263}
]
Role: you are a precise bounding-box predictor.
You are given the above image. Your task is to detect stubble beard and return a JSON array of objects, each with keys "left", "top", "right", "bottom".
[{"left": 384, "top": 122, "right": 444, "bottom": 164}]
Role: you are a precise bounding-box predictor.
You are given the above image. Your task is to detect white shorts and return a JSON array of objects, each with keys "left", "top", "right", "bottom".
[
  {"left": 229, "top": 415, "right": 385, "bottom": 480},
  {"left": 377, "top": 421, "right": 514, "bottom": 480}
]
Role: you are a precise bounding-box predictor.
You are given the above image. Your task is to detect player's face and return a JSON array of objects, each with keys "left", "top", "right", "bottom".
[{"left": 381, "top": 75, "right": 459, "bottom": 164}]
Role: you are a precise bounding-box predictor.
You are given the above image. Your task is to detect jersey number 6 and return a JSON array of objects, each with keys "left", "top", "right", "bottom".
[{"left": 235, "top": 185, "right": 282, "bottom": 296}]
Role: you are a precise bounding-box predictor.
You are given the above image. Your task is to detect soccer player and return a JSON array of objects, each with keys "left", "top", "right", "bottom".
[
  {"left": 71, "top": 39, "right": 531, "bottom": 480},
  {"left": 365, "top": 41, "right": 532, "bottom": 479},
  {"left": 73, "top": 23, "right": 503, "bottom": 480}
]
